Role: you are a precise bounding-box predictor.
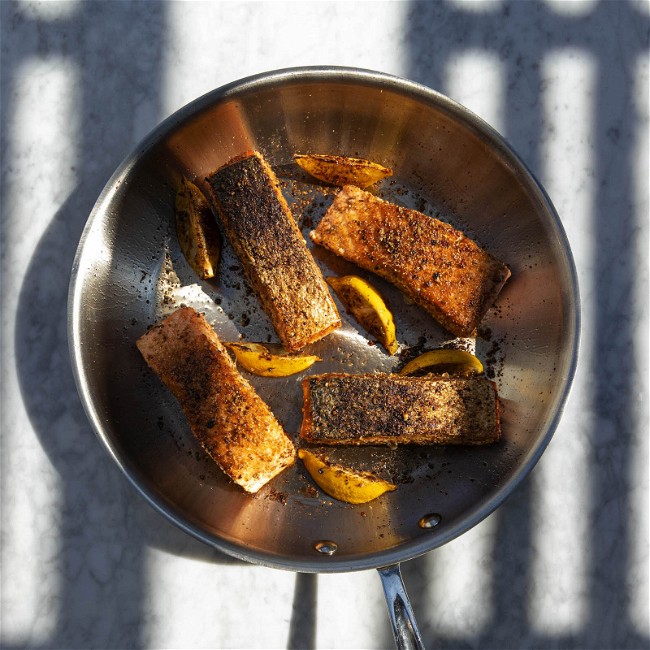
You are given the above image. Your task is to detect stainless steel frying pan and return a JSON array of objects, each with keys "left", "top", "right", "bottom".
[{"left": 68, "top": 67, "right": 579, "bottom": 648}]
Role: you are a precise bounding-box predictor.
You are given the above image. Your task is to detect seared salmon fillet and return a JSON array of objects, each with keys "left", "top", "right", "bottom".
[
  {"left": 205, "top": 151, "right": 341, "bottom": 351},
  {"left": 137, "top": 307, "right": 295, "bottom": 493},
  {"left": 311, "top": 185, "right": 511, "bottom": 337},
  {"left": 300, "top": 373, "right": 501, "bottom": 445}
]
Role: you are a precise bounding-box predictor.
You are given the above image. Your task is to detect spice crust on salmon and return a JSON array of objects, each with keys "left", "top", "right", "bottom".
[
  {"left": 300, "top": 372, "right": 501, "bottom": 446},
  {"left": 204, "top": 151, "right": 341, "bottom": 351},
  {"left": 310, "top": 185, "right": 510, "bottom": 337},
  {"left": 137, "top": 307, "right": 295, "bottom": 493}
]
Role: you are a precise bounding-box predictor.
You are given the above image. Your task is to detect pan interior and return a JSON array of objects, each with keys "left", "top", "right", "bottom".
[{"left": 69, "top": 69, "right": 578, "bottom": 572}]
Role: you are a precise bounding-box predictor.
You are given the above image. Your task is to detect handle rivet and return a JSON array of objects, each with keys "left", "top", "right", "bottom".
[
  {"left": 315, "top": 540, "right": 338, "bottom": 555},
  {"left": 418, "top": 513, "right": 442, "bottom": 529}
]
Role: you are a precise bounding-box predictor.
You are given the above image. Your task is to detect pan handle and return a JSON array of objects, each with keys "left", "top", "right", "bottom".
[{"left": 377, "top": 563, "right": 425, "bottom": 650}]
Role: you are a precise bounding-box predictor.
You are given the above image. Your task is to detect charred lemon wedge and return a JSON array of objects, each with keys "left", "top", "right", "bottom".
[
  {"left": 298, "top": 449, "right": 396, "bottom": 504},
  {"left": 294, "top": 153, "right": 392, "bottom": 188},
  {"left": 225, "top": 342, "right": 320, "bottom": 377},
  {"left": 326, "top": 275, "right": 398, "bottom": 354},
  {"left": 399, "top": 349, "right": 484, "bottom": 377},
  {"left": 175, "top": 177, "right": 222, "bottom": 280}
]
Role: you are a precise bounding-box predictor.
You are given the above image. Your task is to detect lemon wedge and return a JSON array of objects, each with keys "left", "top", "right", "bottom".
[
  {"left": 326, "top": 275, "right": 398, "bottom": 354},
  {"left": 298, "top": 449, "right": 396, "bottom": 504},
  {"left": 225, "top": 342, "right": 320, "bottom": 377},
  {"left": 294, "top": 153, "right": 392, "bottom": 188},
  {"left": 175, "top": 177, "right": 222, "bottom": 279},
  {"left": 399, "top": 349, "right": 484, "bottom": 377}
]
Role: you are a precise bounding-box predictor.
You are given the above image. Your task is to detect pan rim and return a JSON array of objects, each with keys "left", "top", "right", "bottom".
[{"left": 67, "top": 65, "right": 581, "bottom": 573}]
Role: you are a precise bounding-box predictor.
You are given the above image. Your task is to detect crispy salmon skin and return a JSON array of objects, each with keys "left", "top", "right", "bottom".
[
  {"left": 311, "top": 185, "right": 511, "bottom": 337},
  {"left": 204, "top": 151, "right": 341, "bottom": 351},
  {"left": 136, "top": 307, "right": 295, "bottom": 493},
  {"left": 300, "top": 372, "right": 501, "bottom": 446}
]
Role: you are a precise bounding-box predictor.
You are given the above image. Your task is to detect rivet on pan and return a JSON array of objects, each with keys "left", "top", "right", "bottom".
[
  {"left": 418, "top": 513, "right": 442, "bottom": 529},
  {"left": 314, "top": 540, "right": 338, "bottom": 555}
]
